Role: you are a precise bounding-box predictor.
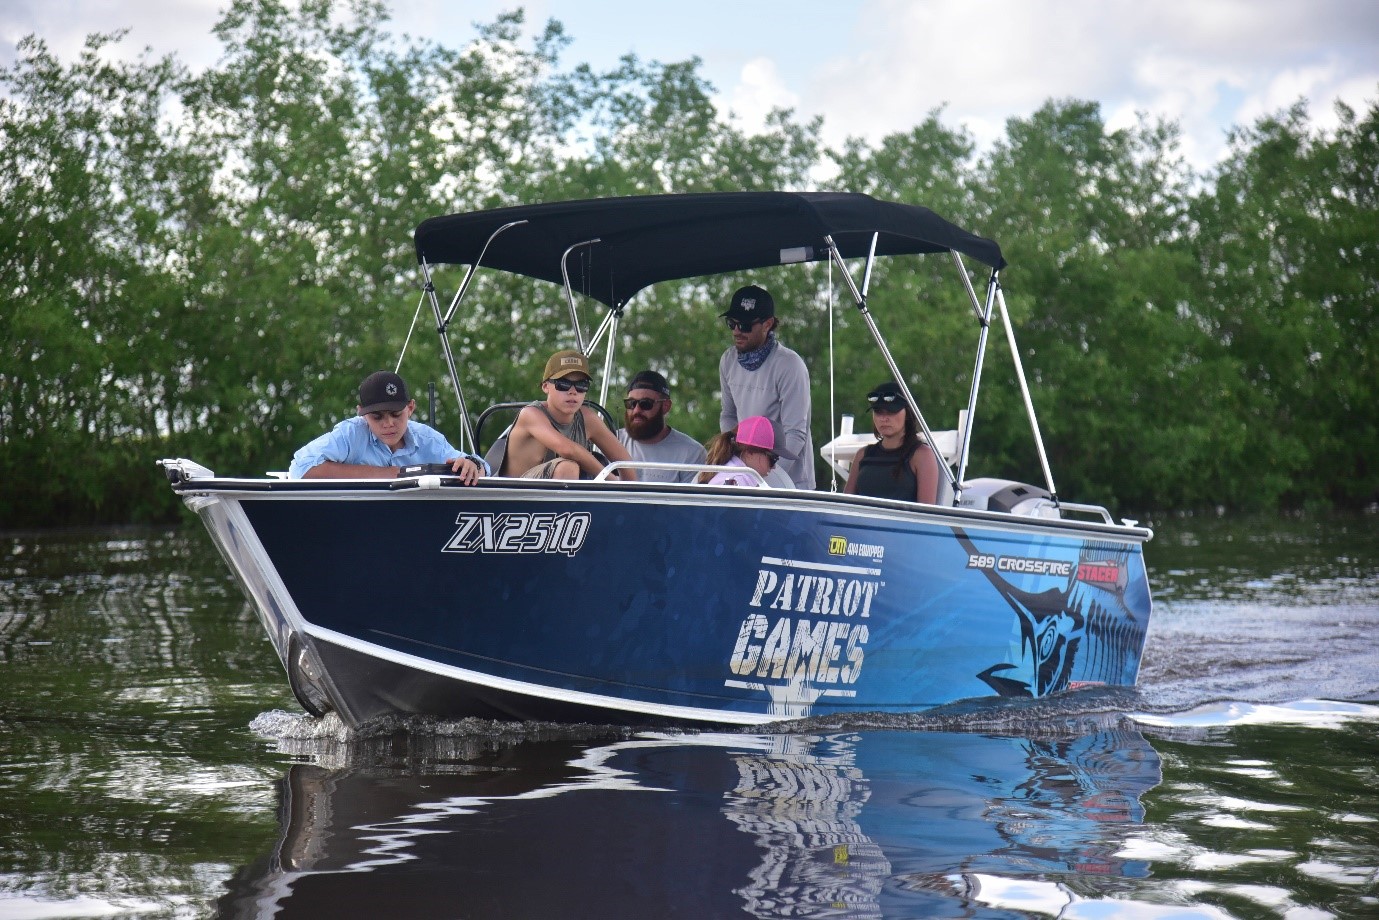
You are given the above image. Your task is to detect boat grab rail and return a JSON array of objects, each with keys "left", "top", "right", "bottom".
[
  {"left": 1055, "top": 500, "right": 1115, "bottom": 524},
  {"left": 596, "top": 460, "right": 770, "bottom": 487}
]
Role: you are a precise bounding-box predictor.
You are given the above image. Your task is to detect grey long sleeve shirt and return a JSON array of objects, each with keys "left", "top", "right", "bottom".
[{"left": 719, "top": 341, "right": 815, "bottom": 489}]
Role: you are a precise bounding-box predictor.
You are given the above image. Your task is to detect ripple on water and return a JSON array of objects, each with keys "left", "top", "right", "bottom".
[{"left": 248, "top": 709, "right": 638, "bottom": 769}]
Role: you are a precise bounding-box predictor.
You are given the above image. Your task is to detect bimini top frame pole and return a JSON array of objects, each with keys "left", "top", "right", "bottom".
[
  {"left": 420, "top": 218, "right": 528, "bottom": 454},
  {"left": 419, "top": 257, "right": 475, "bottom": 454},
  {"left": 559, "top": 238, "right": 600, "bottom": 356},
  {"left": 950, "top": 259, "right": 1059, "bottom": 505},
  {"left": 954, "top": 258, "right": 999, "bottom": 501},
  {"left": 825, "top": 232, "right": 960, "bottom": 501},
  {"left": 995, "top": 283, "right": 1059, "bottom": 502},
  {"left": 592, "top": 309, "right": 621, "bottom": 410},
  {"left": 559, "top": 238, "right": 624, "bottom": 409}
]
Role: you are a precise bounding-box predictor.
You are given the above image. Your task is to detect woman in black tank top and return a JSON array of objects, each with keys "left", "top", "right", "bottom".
[{"left": 843, "top": 382, "right": 942, "bottom": 504}]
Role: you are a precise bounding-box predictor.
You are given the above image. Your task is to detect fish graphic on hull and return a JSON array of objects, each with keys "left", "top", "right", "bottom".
[{"left": 955, "top": 530, "right": 1139, "bottom": 700}]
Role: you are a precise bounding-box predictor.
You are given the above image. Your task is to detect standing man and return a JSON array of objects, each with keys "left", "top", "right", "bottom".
[
  {"left": 500, "top": 349, "right": 635, "bottom": 480},
  {"left": 288, "top": 370, "right": 487, "bottom": 482},
  {"left": 615, "top": 370, "right": 707, "bottom": 483},
  {"left": 718, "top": 284, "right": 815, "bottom": 489}
]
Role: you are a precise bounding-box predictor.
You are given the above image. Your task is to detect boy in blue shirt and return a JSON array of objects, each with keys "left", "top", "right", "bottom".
[{"left": 288, "top": 371, "right": 487, "bottom": 482}]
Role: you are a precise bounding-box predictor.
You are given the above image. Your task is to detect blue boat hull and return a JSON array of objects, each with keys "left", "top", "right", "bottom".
[{"left": 190, "top": 481, "right": 1152, "bottom": 726}]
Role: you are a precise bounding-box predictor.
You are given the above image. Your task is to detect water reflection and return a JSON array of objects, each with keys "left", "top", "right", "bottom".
[
  {"left": 4, "top": 524, "right": 1376, "bottom": 917},
  {"left": 220, "top": 725, "right": 1162, "bottom": 918},
  {"left": 723, "top": 736, "right": 888, "bottom": 918}
]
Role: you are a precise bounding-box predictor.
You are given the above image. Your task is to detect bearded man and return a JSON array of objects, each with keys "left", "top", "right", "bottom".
[
  {"left": 614, "top": 370, "right": 707, "bottom": 483},
  {"left": 717, "top": 284, "right": 814, "bottom": 489}
]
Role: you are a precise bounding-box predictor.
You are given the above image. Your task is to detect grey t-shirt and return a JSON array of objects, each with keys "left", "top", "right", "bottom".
[
  {"left": 616, "top": 427, "right": 708, "bottom": 483},
  {"left": 719, "top": 340, "right": 815, "bottom": 489}
]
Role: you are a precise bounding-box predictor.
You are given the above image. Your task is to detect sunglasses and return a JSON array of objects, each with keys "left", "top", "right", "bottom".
[
  {"left": 547, "top": 377, "right": 591, "bottom": 393},
  {"left": 867, "top": 392, "right": 906, "bottom": 414},
  {"left": 623, "top": 397, "right": 668, "bottom": 411},
  {"left": 725, "top": 317, "right": 764, "bottom": 333}
]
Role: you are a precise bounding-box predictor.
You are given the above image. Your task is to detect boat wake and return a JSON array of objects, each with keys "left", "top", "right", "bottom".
[
  {"left": 248, "top": 709, "right": 638, "bottom": 768},
  {"left": 249, "top": 683, "right": 1378, "bottom": 771}
]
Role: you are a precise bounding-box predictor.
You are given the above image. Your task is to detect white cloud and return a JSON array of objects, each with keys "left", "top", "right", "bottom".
[
  {"left": 1, "top": 0, "right": 224, "bottom": 70},
  {"left": 722, "top": 56, "right": 800, "bottom": 131},
  {"left": 4, "top": 0, "right": 1377, "bottom": 174},
  {"left": 794, "top": 0, "right": 1379, "bottom": 170},
  {"left": 1241, "top": 62, "right": 1340, "bottom": 122}
]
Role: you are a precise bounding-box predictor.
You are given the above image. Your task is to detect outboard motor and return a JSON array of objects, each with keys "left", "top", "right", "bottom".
[{"left": 958, "top": 477, "right": 1060, "bottom": 519}]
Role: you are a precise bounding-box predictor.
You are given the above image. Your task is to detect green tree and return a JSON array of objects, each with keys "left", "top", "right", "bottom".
[
  {"left": 1191, "top": 97, "right": 1379, "bottom": 508},
  {"left": 971, "top": 100, "right": 1210, "bottom": 512},
  {"left": 3, "top": 1, "right": 1374, "bottom": 525},
  {"left": 1, "top": 32, "right": 193, "bottom": 522}
]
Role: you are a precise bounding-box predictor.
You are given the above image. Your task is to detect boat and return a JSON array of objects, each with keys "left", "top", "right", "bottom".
[{"left": 159, "top": 191, "right": 1154, "bottom": 727}]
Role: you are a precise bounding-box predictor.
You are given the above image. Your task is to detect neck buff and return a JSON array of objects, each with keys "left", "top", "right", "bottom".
[{"left": 736, "top": 331, "right": 777, "bottom": 372}]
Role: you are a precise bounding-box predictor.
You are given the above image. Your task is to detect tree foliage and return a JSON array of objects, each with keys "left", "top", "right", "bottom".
[{"left": 2, "top": 0, "right": 1375, "bottom": 525}]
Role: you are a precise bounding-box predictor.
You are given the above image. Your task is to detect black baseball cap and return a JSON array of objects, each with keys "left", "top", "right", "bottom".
[
  {"left": 865, "top": 381, "right": 910, "bottom": 411},
  {"left": 626, "top": 370, "right": 671, "bottom": 396},
  {"left": 358, "top": 371, "right": 411, "bottom": 414},
  {"left": 720, "top": 284, "right": 775, "bottom": 321}
]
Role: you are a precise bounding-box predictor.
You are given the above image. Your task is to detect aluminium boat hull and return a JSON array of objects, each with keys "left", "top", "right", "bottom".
[{"left": 182, "top": 476, "right": 1153, "bottom": 727}]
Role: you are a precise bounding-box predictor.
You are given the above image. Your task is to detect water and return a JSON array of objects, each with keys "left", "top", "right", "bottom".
[{"left": 1, "top": 513, "right": 1376, "bottom": 919}]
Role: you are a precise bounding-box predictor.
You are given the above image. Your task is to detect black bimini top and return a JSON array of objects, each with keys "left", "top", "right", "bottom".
[{"left": 413, "top": 191, "right": 1005, "bottom": 309}]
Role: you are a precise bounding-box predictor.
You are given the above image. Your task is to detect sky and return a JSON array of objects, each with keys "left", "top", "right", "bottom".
[{"left": 3, "top": 0, "right": 1378, "bottom": 173}]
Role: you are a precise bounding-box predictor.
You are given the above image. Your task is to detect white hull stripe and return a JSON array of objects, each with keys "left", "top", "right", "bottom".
[
  {"left": 305, "top": 624, "right": 782, "bottom": 726},
  {"left": 760, "top": 555, "right": 882, "bottom": 576}
]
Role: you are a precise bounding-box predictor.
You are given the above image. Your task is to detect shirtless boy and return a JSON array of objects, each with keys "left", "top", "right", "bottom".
[{"left": 500, "top": 350, "right": 636, "bottom": 480}]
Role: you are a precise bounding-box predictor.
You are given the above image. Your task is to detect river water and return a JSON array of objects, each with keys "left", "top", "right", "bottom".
[{"left": 1, "top": 512, "right": 1376, "bottom": 918}]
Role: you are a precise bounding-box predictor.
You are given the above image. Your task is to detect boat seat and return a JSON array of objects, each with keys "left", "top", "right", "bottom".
[
  {"left": 484, "top": 429, "right": 511, "bottom": 476},
  {"left": 934, "top": 470, "right": 955, "bottom": 507}
]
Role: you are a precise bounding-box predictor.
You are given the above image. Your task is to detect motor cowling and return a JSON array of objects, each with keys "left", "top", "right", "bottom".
[{"left": 958, "top": 478, "right": 1059, "bottom": 518}]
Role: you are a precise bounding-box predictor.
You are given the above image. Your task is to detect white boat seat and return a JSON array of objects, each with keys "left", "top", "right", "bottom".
[
  {"left": 934, "top": 472, "right": 955, "bottom": 507},
  {"left": 820, "top": 410, "right": 965, "bottom": 505}
]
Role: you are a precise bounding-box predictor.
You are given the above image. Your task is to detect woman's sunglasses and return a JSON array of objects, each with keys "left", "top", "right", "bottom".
[
  {"left": 547, "top": 377, "right": 591, "bottom": 393},
  {"left": 623, "top": 397, "right": 668, "bottom": 411},
  {"left": 867, "top": 392, "right": 905, "bottom": 414}
]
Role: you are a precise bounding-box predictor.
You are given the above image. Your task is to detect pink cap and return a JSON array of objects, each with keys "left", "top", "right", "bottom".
[{"left": 736, "top": 416, "right": 776, "bottom": 451}]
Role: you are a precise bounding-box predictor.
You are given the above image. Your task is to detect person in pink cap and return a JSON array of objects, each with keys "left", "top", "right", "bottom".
[{"left": 699, "top": 416, "right": 795, "bottom": 487}]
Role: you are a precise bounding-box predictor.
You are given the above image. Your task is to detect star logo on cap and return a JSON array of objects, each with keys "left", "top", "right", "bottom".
[{"left": 385, "top": 383, "right": 398, "bottom": 396}]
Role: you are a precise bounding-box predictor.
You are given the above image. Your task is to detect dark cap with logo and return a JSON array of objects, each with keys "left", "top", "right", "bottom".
[
  {"left": 357, "top": 371, "right": 411, "bottom": 414},
  {"left": 720, "top": 284, "right": 775, "bottom": 321},
  {"left": 626, "top": 369, "right": 671, "bottom": 397}
]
